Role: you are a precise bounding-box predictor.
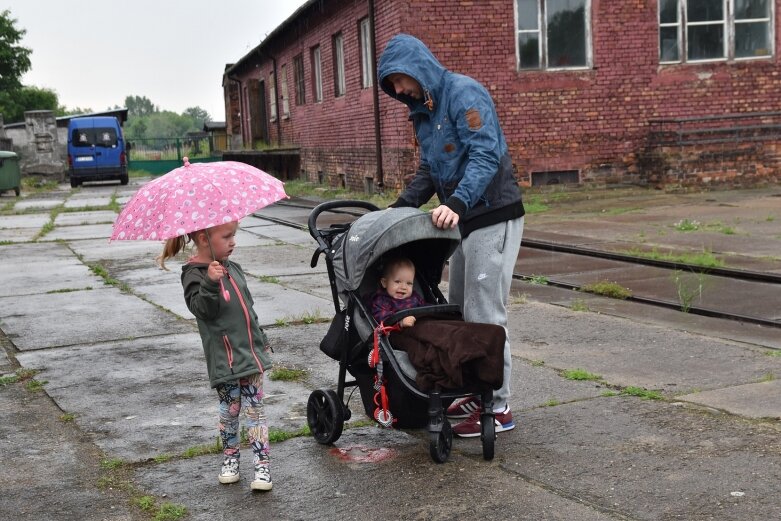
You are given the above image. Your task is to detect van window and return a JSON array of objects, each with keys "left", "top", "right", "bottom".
[{"left": 71, "top": 128, "right": 119, "bottom": 148}]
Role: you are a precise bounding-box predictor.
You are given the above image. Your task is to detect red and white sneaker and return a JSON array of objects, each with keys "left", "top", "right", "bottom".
[
  {"left": 446, "top": 396, "right": 481, "bottom": 419},
  {"left": 452, "top": 406, "right": 515, "bottom": 438}
]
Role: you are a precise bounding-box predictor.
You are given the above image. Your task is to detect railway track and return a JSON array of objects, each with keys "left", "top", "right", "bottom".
[{"left": 257, "top": 200, "right": 781, "bottom": 330}]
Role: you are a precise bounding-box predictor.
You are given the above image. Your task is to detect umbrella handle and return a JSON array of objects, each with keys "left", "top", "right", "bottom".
[{"left": 205, "top": 230, "right": 231, "bottom": 302}]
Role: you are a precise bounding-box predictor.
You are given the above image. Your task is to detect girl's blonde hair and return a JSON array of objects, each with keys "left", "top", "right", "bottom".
[{"left": 156, "top": 231, "right": 202, "bottom": 270}]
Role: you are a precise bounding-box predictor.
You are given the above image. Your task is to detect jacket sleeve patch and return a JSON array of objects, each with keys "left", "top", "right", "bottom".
[
  {"left": 443, "top": 143, "right": 455, "bottom": 153},
  {"left": 465, "top": 108, "right": 482, "bottom": 130}
]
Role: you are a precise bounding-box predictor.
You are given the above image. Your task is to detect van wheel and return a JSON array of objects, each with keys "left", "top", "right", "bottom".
[
  {"left": 70, "top": 178, "right": 81, "bottom": 188},
  {"left": 14, "top": 187, "right": 20, "bottom": 196},
  {"left": 120, "top": 174, "right": 129, "bottom": 185}
]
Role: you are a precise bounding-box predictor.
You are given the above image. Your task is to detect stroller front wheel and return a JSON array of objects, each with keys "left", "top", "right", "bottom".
[
  {"left": 481, "top": 412, "right": 496, "bottom": 461},
  {"left": 307, "top": 389, "right": 345, "bottom": 444},
  {"left": 429, "top": 419, "right": 453, "bottom": 463}
]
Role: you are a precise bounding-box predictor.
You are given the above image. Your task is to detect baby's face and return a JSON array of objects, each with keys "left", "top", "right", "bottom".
[{"left": 381, "top": 265, "right": 415, "bottom": 300}]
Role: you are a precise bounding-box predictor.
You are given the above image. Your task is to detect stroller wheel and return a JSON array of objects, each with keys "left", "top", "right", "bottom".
[
  {"left": 307, "top": 389, "right": 345, "bottom": 445},
  {"left": 429, "top": 419, "right": 453, "bottom": 463},
  {"left": 481, "top": 412, "right": 495, "bottom": 461}
]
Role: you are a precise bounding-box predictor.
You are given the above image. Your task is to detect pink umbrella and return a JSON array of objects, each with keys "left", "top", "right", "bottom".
[{"left": 110, "top": 158, "right": 288, "bottom": 242}]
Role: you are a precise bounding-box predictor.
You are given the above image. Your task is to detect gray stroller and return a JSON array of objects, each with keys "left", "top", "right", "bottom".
[{"left": 306, "top": 200, "right": 500, "bottom": 462}]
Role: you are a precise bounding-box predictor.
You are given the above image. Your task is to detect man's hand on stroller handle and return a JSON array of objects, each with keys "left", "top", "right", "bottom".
[{"left": 431, "top": 205, "right": 459, "bottom": 229}]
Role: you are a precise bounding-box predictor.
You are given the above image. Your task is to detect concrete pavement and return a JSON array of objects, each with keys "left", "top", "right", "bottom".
[{"left": 1, "top": 179, "right": 780, "bottom": 521}]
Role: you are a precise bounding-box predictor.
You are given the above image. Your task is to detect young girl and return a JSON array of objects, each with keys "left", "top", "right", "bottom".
[{"left": 158, "top": 221, "right": 273, "bottom": 491}]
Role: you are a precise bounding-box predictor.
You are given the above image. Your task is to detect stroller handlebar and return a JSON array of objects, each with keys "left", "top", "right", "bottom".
[{"left": 308, "top": 200, "right": 381, "bottom": 268}]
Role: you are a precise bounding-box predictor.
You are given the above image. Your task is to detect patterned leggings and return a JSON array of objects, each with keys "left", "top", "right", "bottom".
[{"left": 216, "top": 372, "right": 270, "bottom": 467}]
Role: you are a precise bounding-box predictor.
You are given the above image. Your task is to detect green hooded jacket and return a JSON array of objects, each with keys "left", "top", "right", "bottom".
[{"left": 182, "top": 260, "right": 272, "bottom": 388}]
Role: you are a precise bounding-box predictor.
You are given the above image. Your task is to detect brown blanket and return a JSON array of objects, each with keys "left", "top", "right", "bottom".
[{"left": 389, "top": 318, "right": 505, "bottom": 391}]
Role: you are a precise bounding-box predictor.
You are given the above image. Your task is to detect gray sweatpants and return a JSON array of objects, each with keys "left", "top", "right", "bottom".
[{"left": 447, "top": 216, "right": 524, "bottom": 411}]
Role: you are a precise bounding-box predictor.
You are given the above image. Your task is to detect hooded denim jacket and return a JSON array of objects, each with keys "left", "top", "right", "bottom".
[{"left": 378, "top": 34, "right": 524, "bottom": 236}]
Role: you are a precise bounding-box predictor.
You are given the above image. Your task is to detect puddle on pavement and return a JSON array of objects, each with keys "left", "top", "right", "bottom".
[{"left": 329, "top": 445, "right": 398, "bottom": 463}]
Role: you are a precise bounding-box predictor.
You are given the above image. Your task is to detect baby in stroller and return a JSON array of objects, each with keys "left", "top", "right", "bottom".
[
  {"left": 368, "top": 255, "right": 505, "bottom": 396},
  {"left": 307, "top": 202, "right": 507, "bottom": 462}
]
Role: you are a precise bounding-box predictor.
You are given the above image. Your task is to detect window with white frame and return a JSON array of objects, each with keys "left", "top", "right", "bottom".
[
  {"left": 311, "top": 45, "right": 323, "bottom": 103},
  {"left": 359, "top": 18, "right": 374, "bottom": 88},
  {"left": 268, "top": 71, "right": 277, "bottom": 121},
  {"left": 293, "top": 54, "right": 305, "bottom": 105},
  {"left": 333, "top": 32, "right": 346, "bottom": 97},
  {"left": 659, "top": 0, "right": 774, "bottom": 63},
  {"left": 280, "top": 64, "right": 290, "bottom": 117},
  {"left": 516, "top": 0, "right": 591, "bottom": 70}
]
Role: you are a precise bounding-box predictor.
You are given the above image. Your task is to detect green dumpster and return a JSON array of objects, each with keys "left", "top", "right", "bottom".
[{"left": 0, "top": 151, "right": 21, "bottom": 197}]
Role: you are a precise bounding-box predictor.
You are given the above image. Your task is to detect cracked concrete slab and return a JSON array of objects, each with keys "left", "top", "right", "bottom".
[{"left": 677, "top": 380, "right": 781, "bottom": 420}]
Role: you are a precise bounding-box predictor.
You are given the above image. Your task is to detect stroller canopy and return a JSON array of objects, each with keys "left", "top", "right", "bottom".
[{"left": 332, "top": 207, "right": 461, "bottom": 293}]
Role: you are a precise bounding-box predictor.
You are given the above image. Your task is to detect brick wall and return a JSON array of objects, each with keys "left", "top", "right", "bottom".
[{"left": 226, "top": 0, "right": 781, "bottom": 190}]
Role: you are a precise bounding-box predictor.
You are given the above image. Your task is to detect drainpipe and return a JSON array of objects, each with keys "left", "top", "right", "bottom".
[
  {"left": 227, "top": 74, "right": 243, "bottom": 150},
  {"left": 271, "top": 57, "right": 282, "bottom": 147},
  {"left": 369, "top": 0, "right": 384, "bottom": 189}
]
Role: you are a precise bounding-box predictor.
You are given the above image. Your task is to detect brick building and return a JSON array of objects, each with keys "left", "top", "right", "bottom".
[{"left": 223, "top": 0, "right": 781, "bottom": 190}]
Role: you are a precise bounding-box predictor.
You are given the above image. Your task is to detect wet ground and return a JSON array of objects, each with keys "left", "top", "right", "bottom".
[{"left": 0, "top": 179, "right": 780, "bottom": 521}]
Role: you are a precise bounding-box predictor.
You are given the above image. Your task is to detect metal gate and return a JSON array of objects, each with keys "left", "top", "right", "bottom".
[{"left": 127, "top": 136, "right": 222, "bottom": 175}]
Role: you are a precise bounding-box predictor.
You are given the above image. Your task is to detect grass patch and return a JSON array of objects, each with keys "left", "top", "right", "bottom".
[
  {"left": 621, "top": 386, "right": 663, "bottom": 400},
  {"left": 570, "top": 298, "right": 590, "bottom": 312},
  {"left": 134, "top": 496, "right": 157, "bottom": 512},
  {"left": 759, "top": 373, "right": 775, "bottom": 382},
  {"left": 22, "top": 176, "right": 60, "bottom": 193},
  {"left": 0, "top": 374, "right": 18, "bottom": 386},
  {"left": 543, "top": 399, "right": 560, "bottom": 407},
  {"left": 280, "top": 310, "right": 328, "bottom": 325},
  {"left": 523, "top": 195, "right": 550, "bottom": 214},
  {"left": 510, "top": 292, "right": 529, "bottom": 305},
  {"left": 88, "top": 262, "right": 130, "bottom": 291},
  {"left": 562, "top": 368, "right": 602, "bottom": 381},
  {"left": 673, "top": 218, "right": 701, "bottom": 231},
  {"left": 46, "top": 287, "right": 90, "bottom": 294},
  {"left": 25, "top": 379, "right": 48, "bottom": 392},
  {"left": 154, "top": 503, "right": 187, "bottom": 521},
  {"left": 60, "top": 413, "right": 76, "bottom": 422},
  {"left": 601, "top": 390, "right": 619, "bottom": 397},
  {"left": 100, "top": 458, "right": 125, "bottom": 470},
  {"left": 765, "top": 350, "right": 781, "bottom": 357},
  {"left": 603, "top": 207, "right": 640, "bottom": 215},
  {"left": 527, "top": 274, "right": 549, "bottom": 285},
  {"left": 624, "top": 247, "right": 724, "bottom": 268},
  {"left": 283, "top": 179, "right": 407, "bottom": 210},
  {"left": 531, "top": 359, "right": 545, "bottom": 367},
  {"left": 274, "top": 318, "right": 288, "bottom": 327},
  {"left": 269, "top": 366, "right": 308, "bottom": 381},
  {"left": 257, "top": 275, "right": 280, "bottom": 284},
  {"left": 580, "top": 280, "right": 632, "bottom": 299},
  {"left": 269, "top": 424, "right": 311, "bottom": 443},
  {"left": 152, "top": 454, "right": 173, "bottom": 463},
  {"left": 181, "top": 438, "right": 222, "bottom": 459}
]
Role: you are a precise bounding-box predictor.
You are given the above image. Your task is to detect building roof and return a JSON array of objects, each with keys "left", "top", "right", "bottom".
[
  {"left": 203, "top": 121, "right": 226, "bottom": 132},
  {"left": 224, "top": 0, "right": 319, "bottom": 77},
  {"left": 3, "top": 108, "right": 129, "bottom": 129}
]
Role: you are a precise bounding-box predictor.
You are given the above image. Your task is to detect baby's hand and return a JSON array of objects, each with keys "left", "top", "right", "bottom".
[
  {"left": 401, "top": 316, "right": 416, "bottom": 328},
  {"left": 207, "top": 261, "right": 226, "bottom": 282}
]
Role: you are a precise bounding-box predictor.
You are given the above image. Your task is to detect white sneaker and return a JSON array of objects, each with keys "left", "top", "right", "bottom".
[
  {"left": 251, "top": 465, "right": 272, "bottom": 491},
  {"left": 218, "top": 457, "right": 240, "bottom": 484}
]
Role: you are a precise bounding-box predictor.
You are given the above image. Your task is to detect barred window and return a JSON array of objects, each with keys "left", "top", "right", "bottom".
[{"left": 268, "top": 71, "right": 277, "bottom": 121}]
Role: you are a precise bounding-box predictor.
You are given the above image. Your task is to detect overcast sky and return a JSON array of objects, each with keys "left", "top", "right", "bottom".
[{"left": 4, "top": 0, "right": 309, "bottom": 121}]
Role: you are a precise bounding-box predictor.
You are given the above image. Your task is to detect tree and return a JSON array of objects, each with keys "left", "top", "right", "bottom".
[
  {"left": 0, "top": 85, "right": 59, "bottom": 123},
  {"left": 0, "top": 10, "right": 32, "bottom": 92},
  {"left": 183, "top": 106, "right": 211, "bottom": 126},
  {"left": 124, "top": 95, "right": 157, "bottom": 118}
]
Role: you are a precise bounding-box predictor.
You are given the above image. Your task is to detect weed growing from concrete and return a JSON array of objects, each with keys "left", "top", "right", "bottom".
[
  {"left": 601, "top": 391, "right": 619, "bottom": 397},
  {"left": 100, "top": 458, "right": 125, "bottom": 470},
  {"left": 152, "top": 454, "right": 173, "bottom": 463},
  {"left": 269, "top": 425, "right": 311, "bottom": 442},
  {"left": 625, "top": 246, "right": 724, "bottom": 268},
  {"left": 274, "top": 318, "right": 288, "bottom": 327},
  {"left": 621, "top": 386, "right": 663, "bottom": 400},
  {"left": 257, "top": 275, "right": 280, "bottom": 284},
  {"left": 59, "top": 413, "right": 76, "bottom": 422},
  {"left": 87, "top": 262, "right": 131, "bottom": 292},
  {"left": 531, "top": 360, "right": 545, "bottom": 367},
  {"left": 672, "top": 270, "right": 707, "bottom": 313},
  {"left": 544, "top": 399, "right": 560, "bottom": 407},
  {"left": 24, "top": 378, "right": 47, "bottom": 392},
  {"left": 181, "top": 438, "right": 222, "bottom": 459},
  {"left": 673, "top": 218, "right": 701, "bottom": 231},
  {"left": 269, "top": 367, "right": 308, "bottom": 381},
  {"left": 528, "top": 274, "right": 549, "bottom": 285},
  {"left": 767, "top": 215, "right": 775, "bottom": 222},
  {"left": 46, "top": 287, "right": 90, "bottom": 294},
  {"left": 765, "top": 350, "right": 781, "bottom": 357},
  {"left": 510, "top": 292, "right": 529, "bottom": 305},
  {"left": 570, "top": 298, "right": 590, "bottom": 311},
  {"left": 563, "top": 368, "right": 602, "bottom": 381},
  {"left": 132, "top": 496, "right": 187, "bottom": 521},
  {"left": 580, "top": 280, "right": 632, "bottom": 299},
  {"left": 279, "top": 310, "right": 328, "bottom": 326},
  {"left": 759, "top": 373, "right": 775, "bottom": 382}
]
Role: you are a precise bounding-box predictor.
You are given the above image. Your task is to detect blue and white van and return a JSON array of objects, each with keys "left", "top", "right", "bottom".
[{"left": 67, "top": 116, "right": 128, "bottom": 187}]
